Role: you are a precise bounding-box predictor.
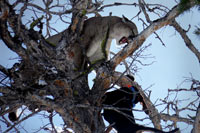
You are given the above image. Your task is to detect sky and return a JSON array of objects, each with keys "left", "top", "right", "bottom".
[{"left": 0, "top": 0, "right": 200, "bottom": 133}]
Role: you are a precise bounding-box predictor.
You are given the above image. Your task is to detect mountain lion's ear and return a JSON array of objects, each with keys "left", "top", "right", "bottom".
[
  {"left": 122, "top": 15, "right": 130, "bottom": 23},
  {"left": 126, "top": 74, "right": 135, "bottom": 81}
]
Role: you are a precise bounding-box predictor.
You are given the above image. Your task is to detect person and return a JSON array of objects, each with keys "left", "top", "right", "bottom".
[{"left": 102, "top": 75, "right": 178, "bottom": 133}]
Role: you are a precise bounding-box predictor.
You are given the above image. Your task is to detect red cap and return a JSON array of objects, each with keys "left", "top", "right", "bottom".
[{"left": 127, "top": 85, "right": 132, "bottom": 88}]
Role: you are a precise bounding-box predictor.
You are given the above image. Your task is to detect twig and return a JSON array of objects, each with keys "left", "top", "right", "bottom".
[
  {"left": 170, "top": 20, "right": 200, "bottom": 62},
  {"left": 3, "top": 110, "right": 40, "bottom": 133}
]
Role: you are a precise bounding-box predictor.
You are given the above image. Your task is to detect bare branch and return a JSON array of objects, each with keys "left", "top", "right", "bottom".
[
  {"left": 112, "top": 72, "right": 162, "bottom": 129},
  {"left": 4, "top": 110, "right": 40, "bottom": 133},
  {"left": 160, "top": 113, "right": 193, "bottom": 125},
  {"left": 170, "top": 20, "right": 200, "bottom": 62},
  {"left": 192, "top": 103, "right": 200, "bottom": 133},
  {"left": 139, "top": 0, "right": 152, "bottom": 23},
  {"left": 0, "top": 65, "right": 9, "bottom": 76},
  {"left": 0, "top": 19, "right": 26, "bottom": 58},
  {"left": 49, "top": 112, "right": 58, "bottom": 133},
  {"left": 27, "top": 3, "right": 72, "bottom": 15},
  {"left": 98, "top": 2, "right": 138, "bottom": 12},
  {"left": 110, "top": 2, "right": 191, "bottom": 69}
]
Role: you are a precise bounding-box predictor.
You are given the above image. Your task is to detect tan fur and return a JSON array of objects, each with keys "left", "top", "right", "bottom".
[
  {"left": 46, "top": 16, "right": 138, "bottom": 69},
  {"left": 81, "top": 16, "right": 138, "bottom": 63}
]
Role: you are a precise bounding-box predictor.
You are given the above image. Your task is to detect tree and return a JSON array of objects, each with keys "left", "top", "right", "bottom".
[{"left": 0, "top": 0, "right": 199, "bottom": 133}]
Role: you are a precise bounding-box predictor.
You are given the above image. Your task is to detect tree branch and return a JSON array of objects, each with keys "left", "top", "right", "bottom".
[
  {"left": 112, "top": 72, "right": 162, "bottom": 129},
  {"left": 170, "top": 20, "right": 200, "bottom": 63},
  {"left": 110, "top": 2, "right": 196, "bottom": 69},
  {"left": 98, "top": 2, "right": 138, "bottom": 12},
  {"left": 0, "top": 18, "right": 26, "bottom": 58},
  {"left": 192, "top": 103, "right": 200, "bottom": 133},
  {"left": 0, "top": 0, "right": 54, "bottom": 61},
  {"left": 4, "top": 110, "right": 40, "bottom": 133},
  {"left": 139, "top": 0, "right": 152, "bottom": 23},
  {"left": 0, "top": 65, "right": 9, "bottom": 76},
  {"left": 160, "top": 113, "right": 193, "bottom": 125}
]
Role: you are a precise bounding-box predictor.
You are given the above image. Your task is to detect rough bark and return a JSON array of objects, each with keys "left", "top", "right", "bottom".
[{"left": 192, "top": 103, "right": 200, "bottom": 133}]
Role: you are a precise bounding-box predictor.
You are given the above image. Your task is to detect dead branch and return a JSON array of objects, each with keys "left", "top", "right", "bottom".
[
  {"left": 4, "top": 110, "right": 40, "bottom": 133},
  {"left": 110, "top": 2, "right": 197, "bottom": 69},
  {"left": 192, "top": 103, "right": 200, "bottom": 133},
  {"left": 170, "top": 20, "right": 200, "bottom": 62}
]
